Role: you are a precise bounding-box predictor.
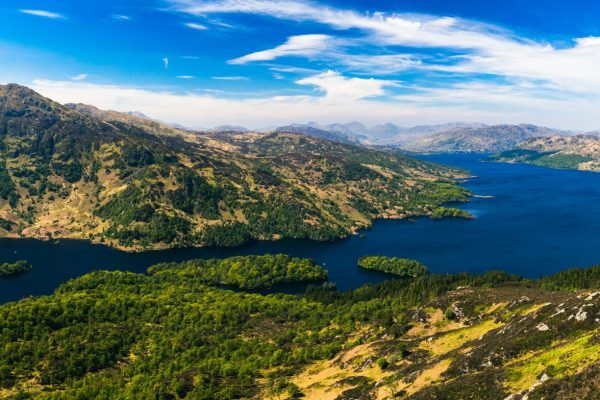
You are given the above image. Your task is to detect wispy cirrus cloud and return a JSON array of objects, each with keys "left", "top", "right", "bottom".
[
  {"left": 19, "top": 9, "right": 65, "bottom": 19},
  {"left": 185, "top": 22, "right": 208, "bottom": 30},
  {"left": 229, "top": 34, "right": 333, "bottom": 64},
  {"left": 71, "top": 74, "right": 88, "bottom": 81},
  {"left": 168, "top": 0, "right": 600, "bottom": 96},
  {"left": 212, "top": 76, "right": 249, "bottom": 80},
  {"left": 112, "top": 15, "right": 131, "bottom": 21}
]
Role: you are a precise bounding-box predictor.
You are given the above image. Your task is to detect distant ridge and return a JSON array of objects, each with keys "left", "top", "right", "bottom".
[{"left": 269, "top": 121, "right": 580, "bottom": 153}]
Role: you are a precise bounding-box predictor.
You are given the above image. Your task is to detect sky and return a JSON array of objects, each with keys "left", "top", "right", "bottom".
[{"left": 1, "top": 0, "right": 600, "bottom": 130}]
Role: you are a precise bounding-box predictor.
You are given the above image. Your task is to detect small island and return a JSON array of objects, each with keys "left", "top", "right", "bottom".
[
  {"left": 0, "top": 260, "right": 32, "bottom": 278},
  {"left": 357, "top": 256, "right": 428, "bottom": 277},
  {"left": 147, "top": 254, "right": 327, "bottom": 289}
]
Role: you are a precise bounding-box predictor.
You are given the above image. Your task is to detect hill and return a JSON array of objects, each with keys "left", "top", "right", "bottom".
[
  {"left": 275, "top": 122, "right": 571, "bottom": 154},
  {"left": 398, "top": 124, "right": 565, "bottom": 153},
  {"left": 273, "top": 124, "right": 360, "bottom": 145},
  {"left": 489, "top": 135, "right": 600, "bottom": 172},
  {"left": 1, "top": 256, "right": 600, "bottom": 399},
  {"left": 0, "top": 84, "right": 469, "bottom": 250}
]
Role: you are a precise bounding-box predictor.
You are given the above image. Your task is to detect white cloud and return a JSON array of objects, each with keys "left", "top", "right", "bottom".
[
  {"left": 112, "top": 15, "right": 131, "bottom": 21},
  {"left": 208, "top": 18, "right": 235, "bottom": 29},
  {"left": 167, "top": 1, "right": 515, "bottom": 52},
  {"left": 163, "top": 57, "right": 169, "bottom": 69},
  {"left": 229, "top": 34, "right": 332, "bottom": 64},
  {"left": 71, "top": 74, "right": 88, "bottom": 81},
  {"left": 212, "top": 76, "right": 249, "bottom": 80},
  {"left": 19, "top": 9, "right": 64, "bottom": 19},
  {"left": 176, "top": 75, "right": 195, "bottom": 79},
  {"left": 168, "top": 0, "right": 600, "bottom": 96},
  {"left": 297, "top": 70, "right": 395, "bottom": 100},
  {"left": 26, "top": 79, "right": 600, "bottom": 130},
  {"left": 185, "top": 22, "right": 208, "bottom": 30}
]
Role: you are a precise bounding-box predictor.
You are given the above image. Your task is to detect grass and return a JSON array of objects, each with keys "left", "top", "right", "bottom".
[
  {"left": 420, "top": 319, "right": 504, "bottom": 356},
  {"left": 504, "top": 331, "right": 600, "bottom": 392},
  {"left": 406, "top": 358, "right": 453, "bottom": 395}
]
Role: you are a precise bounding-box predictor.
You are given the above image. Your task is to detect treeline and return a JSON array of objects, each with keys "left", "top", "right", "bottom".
[
  {"left": 357, "top": 256, "right": 428, "bottom": 278},
  {"left": 0, "top": 260, "right": 31, "bottom": 277},
  {"left": 539, "top": 265, "right": 600, "bottom": 291},
  {"left": 148, "top": 254, "right": 327, "bottom": 289}
]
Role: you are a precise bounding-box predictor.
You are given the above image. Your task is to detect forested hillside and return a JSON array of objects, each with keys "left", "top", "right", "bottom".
[
  {"left": 1, "top": 256, "right": 599, "bottom": 399},
  {"left": 0, "top": 84, "right": 470, "bottom": 250}
]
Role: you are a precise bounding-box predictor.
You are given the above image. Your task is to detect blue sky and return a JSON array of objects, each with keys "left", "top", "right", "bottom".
[{"left": 1, "top": 0, "right": 600, "bottom": 129}]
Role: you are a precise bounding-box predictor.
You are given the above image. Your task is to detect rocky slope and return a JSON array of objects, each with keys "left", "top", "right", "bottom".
[
  {"left": 489, "top": 135, "right": 600, "bottom": 172},
  {"left": 0, "top": 84, "right": 469, "bottom": 250},
  {"left": 273, "top": 124, "right": 361, "bottom": 145},
  {"left": 398, "top": 124, "right": 565, "bottom": 153},
  {"left": 283, "top": 283, "right": 600, "bottom": 400}
]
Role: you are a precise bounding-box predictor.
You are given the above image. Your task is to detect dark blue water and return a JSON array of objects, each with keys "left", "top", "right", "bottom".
[{"left": 2, "top": 154, "right": 600, "bottom": 303}]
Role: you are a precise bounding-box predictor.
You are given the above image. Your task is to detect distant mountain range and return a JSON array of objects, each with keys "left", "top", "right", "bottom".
[
  {"left": 396, "top": 124, "right": 574, "bottom": 153},
  {"left": 202, "top": 121, "right": 585, "bottom": 154}
]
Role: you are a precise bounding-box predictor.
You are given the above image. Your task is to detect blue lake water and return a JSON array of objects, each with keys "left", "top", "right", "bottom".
[{"left": 2, "top": 153, "right": 600, "bottom": 303}]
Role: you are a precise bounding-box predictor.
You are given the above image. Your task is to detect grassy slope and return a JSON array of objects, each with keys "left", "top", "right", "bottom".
[
  {"left": 0, "top": 84, "right": 470, "bottom": 250},
  {"left": 1, "top": 258, "right": 600, "bottom": 399}
]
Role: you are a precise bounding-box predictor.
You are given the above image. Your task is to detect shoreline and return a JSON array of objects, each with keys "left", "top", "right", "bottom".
[{"left": 0, "top": 204, "right": 477, "bottom": 254}]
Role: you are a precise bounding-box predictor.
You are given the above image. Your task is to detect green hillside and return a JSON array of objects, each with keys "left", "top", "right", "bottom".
[
  {"left": 0, "top": 84, "right": 470, "bottom": 250},
  {"left": 1, "top": 256, "right": 599, "bottom": 399}
]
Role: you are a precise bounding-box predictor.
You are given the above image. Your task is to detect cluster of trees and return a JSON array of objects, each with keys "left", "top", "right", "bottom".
[
  {"left": 530, "top": 153, "right": 593, "bottom": 170},
  {"left": 430, "top": 207, "right": 474, "bottom": 220},
  {"left": 321, "top": 159, "right": 380, "bottom": 184},
  {"left": 0, "top": 217, "right": 13, "bottom": 231},
  {"left": 429, "top": 182, "right": 471, "bottom": 204},
  {"left": 0, "top": 260, "right": 32, "bottom": 277},
  {"left": 148, "top": 254, "right": 328, "bottom": 289},
  {"left": 51, "top": 161, "right": 83, "bottom": 183},
  {"left": 166, "top": 170, "right": 222, "bottom": 219},
  {"left": 243, "top": 197, "right": 345, "bottom": 242},
  {"left": 102, "top": 213, "right": 192, "bottom": 248},
  {"left": 122, "top": 145, "right": 155, "bottom": 168},
  {"left": 0, "top": 160, "right": 19, "bottom": 207},
  {"left": 539, "top": 265, "right": 600, "bottom": 291},
  {"left": 357, "top": 256, "right": 428, "bottom": 278},
  {"left": 489, "top": 149, "right": 593, "bottom": 170}
]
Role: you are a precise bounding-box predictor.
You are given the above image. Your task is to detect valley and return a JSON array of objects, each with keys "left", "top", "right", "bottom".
[{"left": 3, "top": 1, "right": 600, "bottom": 399}]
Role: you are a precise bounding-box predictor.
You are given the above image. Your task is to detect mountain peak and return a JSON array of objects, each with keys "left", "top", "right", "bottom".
[{"left": 0, "top": 83, "right": 52, "bottom": 105}]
